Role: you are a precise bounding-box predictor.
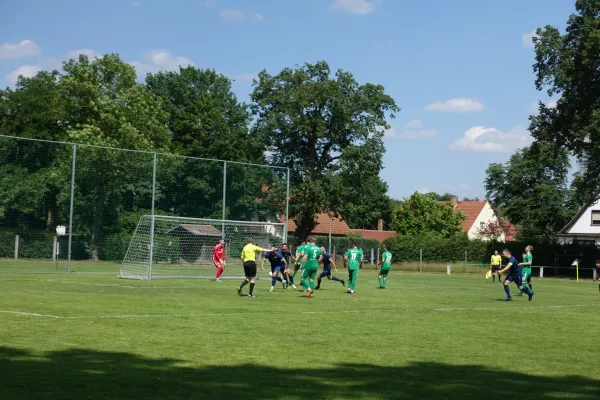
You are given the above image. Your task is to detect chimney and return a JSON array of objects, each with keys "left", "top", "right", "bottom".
[
  {"left": 377, "top": 219, "right": 383, "bottom": 231},
  {"left": 451, "top": 197, "right": 458, "bottom": 207}
]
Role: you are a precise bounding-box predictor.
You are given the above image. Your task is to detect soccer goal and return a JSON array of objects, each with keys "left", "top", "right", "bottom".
[{"left": 119, "top": 215, "right": 287, "bottom": 280}]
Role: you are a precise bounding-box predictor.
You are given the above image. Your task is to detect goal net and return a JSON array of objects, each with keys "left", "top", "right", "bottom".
[{"left": 119, "top": 215, "right": 287, "bottom": 280}]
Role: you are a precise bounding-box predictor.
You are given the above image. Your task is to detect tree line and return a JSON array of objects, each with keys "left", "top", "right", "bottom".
[{"left": 0, "top": 55, "right": 398, "bottom": 255}]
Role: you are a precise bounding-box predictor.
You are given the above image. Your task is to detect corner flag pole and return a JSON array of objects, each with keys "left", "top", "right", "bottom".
[{"left": 572, "top": 259, "right": 579, "bottom": 282}]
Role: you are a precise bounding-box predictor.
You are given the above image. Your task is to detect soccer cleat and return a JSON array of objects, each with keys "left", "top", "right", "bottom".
[
  {"left": 505, "top": 297, "right": 513, "bottom": 301},
  {"left": 248, "top": 294, "right": 256, "bottom": 297},
  {"left": 347, "top": 289, "right": 351, "bottom": 293},
  {"left": 237, "top": 287, "right": 243, "bottom": 296},
  {"left": 349, "top": 290, "right": 355, "bottom": 295},
  {"left": 315, "top": 285, "right": 320, "bottom": 290},
  {"left": 292, "top": 284, "right": 297, "bottom": 289},
  {"left": 341, "top": 280, "right": 346, "bottom": 287},
  {"left": 528, "top": 292, "right": 534, "bottom": 301},
  {"left": 269, "top": 287, "right": 274, "bottom": 292},
  {"left": 216, "top": 278, "right": 222, "bottom": 282},
  {"left": 306, "top": 289, "right": 313, "bottom": 298}
]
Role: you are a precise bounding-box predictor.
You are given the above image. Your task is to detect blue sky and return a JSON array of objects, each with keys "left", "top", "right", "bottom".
[{"left": 0, "top": 0, "right": 575, "bottom": 199}]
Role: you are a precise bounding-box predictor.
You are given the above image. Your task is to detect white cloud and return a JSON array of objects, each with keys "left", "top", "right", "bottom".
[
  {"left": 5, "top": 64, "right": 42, "bottom": 85},
  {"left": 130, "top": 50, "right": 194, "bottom": 76},
  {"left": 522, "top": 29, "right": 538, "bottom": 48},
  {"left": 529, "top": 99, "right": 558, "bottom": 115},
  {"left": 424, "top": 98, "right": 484, "bottom": 113},
  {"left": 384, "top": 120, "right": 439, "bottom": 140},
  {"left": 220, "top": 9, "right": 264, "bottom": 21},
  {"left": 0, "top": 39, "right": 41, "bottom": 60},
  {"left": 417, "top": 187, "right": 430, "bottom": 194},
  {"left": 450, "top": 125, "right": 533, "bottom": 153},
  {"left": 332, "top": 0, "right": 379, "bottom": 15}
]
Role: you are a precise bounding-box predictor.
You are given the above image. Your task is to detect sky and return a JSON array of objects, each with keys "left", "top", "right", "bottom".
[{"left": 0, "top": 0, "right": 576, "bottom": 200}]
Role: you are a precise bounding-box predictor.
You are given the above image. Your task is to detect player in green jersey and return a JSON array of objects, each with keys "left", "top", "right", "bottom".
[
  {"left": 291, "top": 239, "right": 306, "bottom": 290},
  {"left": 344, "top": 242, "right": 363, "bottom": 294},
  {"left": 377, "top": 245, "right": 392, "bottom": 289},
  {"left": 519, "top": 245, "right": 534, "bottom": 296},
  {"left": 300, "top": 236, "right": 322, "bottom": 298}
]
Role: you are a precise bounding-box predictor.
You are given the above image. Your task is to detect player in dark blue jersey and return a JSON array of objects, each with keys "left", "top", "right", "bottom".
[
  {"left": 279, "top": 243, "right": 294, "bottom": 289},
  {"left": 261, "top": 248, "right": 287, "bottom": 292},
  {"left": 315, "top": 246, "right": 345, "bottom": 290},
  {"left": 498, "top": 249, "right": 534, "bottom": 301}
]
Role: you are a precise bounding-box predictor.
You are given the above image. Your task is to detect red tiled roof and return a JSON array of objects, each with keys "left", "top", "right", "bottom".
[
  {"left": 283, "top": 213, "right": 352, "bottom": 236},
  {"left": 349, "top": 229, "right": 396, "bottom": 242},
  {"left": 454, "top": 201, "right": 487, "bottom": 233}
]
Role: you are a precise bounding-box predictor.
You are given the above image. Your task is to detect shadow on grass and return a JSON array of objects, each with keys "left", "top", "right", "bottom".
[{"left": 0, "top": 346, "right": 598, "bottom": 399}]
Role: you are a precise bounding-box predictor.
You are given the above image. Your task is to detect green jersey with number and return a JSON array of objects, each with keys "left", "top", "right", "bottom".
[
  {"left": 303, "top": 244, "right": 322, "bottom": 270},
  {"left": 381, "top": 251, "right": 392, "bottom": 269},
  {"left": 345, "top": 248, "right": 363, "bottom": 270},
  {"left": 522, "top": 252, "right": 532, "bottom": 275}
]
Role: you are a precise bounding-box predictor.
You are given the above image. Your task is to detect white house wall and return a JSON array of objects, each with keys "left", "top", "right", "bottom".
[
  {"left": 467, "top": 203, "right": 506, "bottom": 241},
  {"left": 565, "top": 198, "right": 600, "bottom": 234}
]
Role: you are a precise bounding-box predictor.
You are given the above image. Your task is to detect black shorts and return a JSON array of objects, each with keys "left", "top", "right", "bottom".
[
  {"left": 243, "top": 261, "right": 257, "bottom": 277},
  {"left": 492, "top": 266, "right": 500, "bottom": 273}
]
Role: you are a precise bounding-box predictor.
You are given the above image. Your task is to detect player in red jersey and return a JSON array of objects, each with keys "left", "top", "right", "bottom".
[{"left": 213, "top": 239, "right": 226, "bottom": 282}]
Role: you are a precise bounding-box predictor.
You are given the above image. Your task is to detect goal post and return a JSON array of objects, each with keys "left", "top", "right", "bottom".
[{"left": 119, "top": 215, "right": 287, "bottom": 280}]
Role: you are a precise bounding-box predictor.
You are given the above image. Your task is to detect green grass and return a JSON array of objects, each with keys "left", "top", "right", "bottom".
[{"left": 0, "top": 264, "right": 599, "bottom": 399}]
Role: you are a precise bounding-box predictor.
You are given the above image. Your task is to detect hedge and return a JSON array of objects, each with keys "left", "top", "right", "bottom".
[{"left": 383, "top": 234, "right": 600, "bottom": 266}]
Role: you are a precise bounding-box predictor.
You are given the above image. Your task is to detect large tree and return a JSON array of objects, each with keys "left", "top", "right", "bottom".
[
  {"left": 530, "top": 0, "right": 600, "bottom": 203},
  {"left": 391, "top": 192, "right": 465, "bottom": 238},
  {"left": 146, "top": 67, "right": 278, "bottom": 221},
  {"left": 250, "top": 61, "right": 399, "bottom": 237},
  {"left": 485, "top": 141, "right": 571, "bottom": 238}
]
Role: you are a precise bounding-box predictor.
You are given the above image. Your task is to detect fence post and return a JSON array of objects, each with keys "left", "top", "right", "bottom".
[
  {"left": 14, "top": 234, "right": 19, "bottom": 260},
  {"left": 52, "top": 236, "right": 58, "bottom": 261},
  {"left": 222, "top": 161, "right": 227, "bottom": 238},
  {"left": 371, "top": 248, "right": 374, "bottom": 265},
  {"left": 419, "top": 249, "right": 422, "bottom": 273},
  {"left": 539, "top": 267, "right": 544, "bottom": 279},
  {"left": 148, "top": 153, "right": 157, "bottom": 281},
  {"left": 67, "top": 144, "right": 76, "bottom": 273},
  {"left": 593, "top": 267, "right": 597, "bottom": 281},
  {"left": 285, "top": 168, "right": 290, "bottom": 244},
  {"left": 446, "top": 263, "right": 451, "bottom": 275},
  {"left": 376, "top": 247, "right": 380, "bottom": 264}
]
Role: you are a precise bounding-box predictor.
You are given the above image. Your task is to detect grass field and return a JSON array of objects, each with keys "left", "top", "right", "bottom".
[{"left": 1, "top": 264, "right": 599, "bottom": 399}]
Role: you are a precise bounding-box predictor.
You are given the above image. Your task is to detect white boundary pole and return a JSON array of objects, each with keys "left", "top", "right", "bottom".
[
  {"left": 67, "top": 144, "right": 77, "bottom": 273},
  {"left": 148, "top": 153, "right": 157, "bottom": 281}
]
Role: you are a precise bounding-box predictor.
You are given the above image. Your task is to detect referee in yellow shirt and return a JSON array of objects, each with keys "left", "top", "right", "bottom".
[
  {"left": 490, "top": 249, "right": 502, "bottom": 283},
  {"left": 237, "top": 238, "right": 274, "bottom": 297}
]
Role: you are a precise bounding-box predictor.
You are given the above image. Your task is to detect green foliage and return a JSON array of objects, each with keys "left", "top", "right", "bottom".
[
  {"left": 312, "top": 235, "right": 380, "bottom": 253},
  {"left": 250, "top": 61, "right": 399, "bottom": 236},
  {"left": 529, "top": 1, "right": 600, "bottom": 202},
  {"left": 391, "top": 192, "right": 464, "bottom": 238},
  {"left": 485, "top": 141, "right": 571, "bottom": 237}
]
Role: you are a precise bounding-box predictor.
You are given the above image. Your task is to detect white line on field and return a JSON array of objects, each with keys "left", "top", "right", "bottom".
[{"left": 1, "top": 303, "right": 598, "bottom": 320}]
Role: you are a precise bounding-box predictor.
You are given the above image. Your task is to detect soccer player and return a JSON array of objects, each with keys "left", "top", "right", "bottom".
[
  {"left": 237, "top": 238, "right": 273, "bottom": 298},
  {"left": 344, "top": 242, "right": 363, "bottom": 294},
  {"left": 490, "top": 249, "right": 502, "bottom": 283},
  {"left": 213, "top": 239, "right": 226, "bottom": 282},
  {"left": 315, "top": 246, "right": 345, "bottom": 290},
  {"left": 594, "top": 260, "right": 600, "bottom": 292},
  {"left": 261, "top": 247, "right": 286, "bottom": 292},
  {"left": 519, "top": 245, "right": 534, "bottom": 296},
  {"left": 497, "top": 248, "right": 534, "bottom": 301},
  {"left": 377, "top": 245, "right": 392, "bottom": 289},
  {"left": 300, "top": 236, "right": 322, "bottom": 298},
  {"left": 279, "top": 243, "right": 293, "bottom": 289},
  {"left": 291, "top": 239, "right": 306, "bottom": 289}
]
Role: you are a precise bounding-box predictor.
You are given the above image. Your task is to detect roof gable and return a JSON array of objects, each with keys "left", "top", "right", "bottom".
[
  {"left": 454, "top": 201, "right": 487, "bottom": 232},
  {"left": 558, "top": 193, "right": 600, "bottom": 235}
]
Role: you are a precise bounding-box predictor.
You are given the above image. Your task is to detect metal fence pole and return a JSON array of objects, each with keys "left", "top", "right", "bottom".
[
  {"left": 285, "top": 168, "right": 290, "bottom": 244},
  {"left": 419, "top": 249, "right": 423, "bottom": 273},
  {"left": 222, "top": 161, "right": 227, "bottom": 237},
  {"left": 67, "top": 144, "right": 76, "bottom": 273},
  {"left": 147, "top": 153, "right": 157, "bottom": 281}
]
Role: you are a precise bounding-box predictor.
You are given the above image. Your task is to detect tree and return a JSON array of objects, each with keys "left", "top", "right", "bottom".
[
  {"left": 476, "top": 220, "right": 505, "bottom": 241},
  {"left": 530, "top": 0, "right": 600, "bottom": 203},
  {"left": 390, "top": 192, "right": 465, "bottom": 238},
  {"left": 484, "top": 141, "right": 571, "bottom": 238},
  {"left": 146, "top": 66, "right": 279, "bottom": 221},
  {"left": 251, "top": 61, "right": 399, "bottom": 237},
  {"left": 423, "top": 192, "right": 455, "bottom": 202}
]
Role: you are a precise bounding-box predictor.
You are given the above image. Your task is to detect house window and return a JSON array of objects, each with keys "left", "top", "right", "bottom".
[
  {"left": 480, "top": 222, "right": 485, "bottom": 229},
  {"left": 592, "top": 210, "right": 600, "bottom": 226}
]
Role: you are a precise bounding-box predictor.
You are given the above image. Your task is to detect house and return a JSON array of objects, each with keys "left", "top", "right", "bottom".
[
  {"left": 166, "top": 224, "right": 222, "bottom": 264},
  {"left": 445, "top": 198, "right": 510, "bottom": 241},
  {"left": 281, "top": 213, "right": 395, "bottom": 243},
  {"left": 556, "top": 195, "right": 600, "bottom": 246}
]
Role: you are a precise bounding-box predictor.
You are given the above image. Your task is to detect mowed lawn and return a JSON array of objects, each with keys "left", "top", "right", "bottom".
[{"left": 0, "top": 266, "right": 599, "bottom": 399}]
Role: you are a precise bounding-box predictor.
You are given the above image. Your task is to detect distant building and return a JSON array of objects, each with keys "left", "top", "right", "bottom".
[
  {"left": 556, "top": 195, "right": 600, "bottom": 246},
  {"left": 444, "top": 198, "right": 514, "bottom": 241}
]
